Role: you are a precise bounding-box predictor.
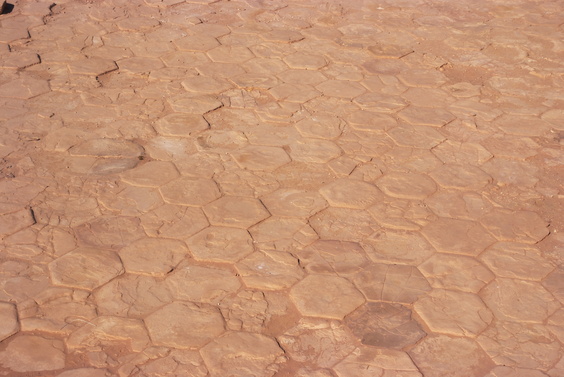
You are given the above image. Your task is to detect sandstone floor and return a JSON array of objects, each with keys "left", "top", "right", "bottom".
[{"left": 0, "top": 0, "right": 563, "bottom": 376}]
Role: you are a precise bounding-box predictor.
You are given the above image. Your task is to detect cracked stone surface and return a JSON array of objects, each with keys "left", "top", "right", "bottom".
[{"left": 1, "top": 0, "right": 562, "bottom": 375}]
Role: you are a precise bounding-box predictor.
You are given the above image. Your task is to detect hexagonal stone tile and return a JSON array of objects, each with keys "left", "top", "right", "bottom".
[
  {"left": 347, "top": 110, "right": 397, "bottom": 132},
  {"left": 0, "top": 335, "right": 65, "bottom": 373},
  {"left": 0, "top": 302, "right": 18, "bottom": 341},
  {"left": 484, "top": 367, "right": 551, "bottom": 377},
  {"left": 294, "top": 114, "right": 343, "bottom": 140},
  {"left": 68, "top": 58, "right": 117, "bottom": 75},
  {"left": 167, "top": 94, "right": 222, "bottom": 114},
  {"left": 48, "top": 247, "right": 123, "bottom": 290},
  {"left": 261, "top": 188, "right": 327, "bottom": 218},
  {"left": 277, "top": 69, "right": 328, "bottom": 86},
  {"left": 140, "top": 204, "right": 209, "bottom": 239},
  {"left": 309, "top": 208, "right": 376, "bottom": 242},
  {"left": 118, "top": 237, "right": 189, "bottom": 276},
  {"left": 278, "top": 318, "right": 356, "bottom": 368},
  {"left": 409, "top": 335, "right": 495, "bottom": 377},
  {"left": 187, "top": 226, "right": 254, "bottom": 263},
  {"left": 236, "top": 250, "right": 304, "bottom": 290},
  {"left": 316, "top": 80, "right": 365, "bottom": 98},
  {"left": 120, "top": 161, "right": 180, "bottom": 187},
  {"left": 493, "top": 114, "right": 552, "bottom": 137},
  {"left": 0, "top": 77, "right": 50, "bottom": 99},
  {"left": 204, "top": 196, "right": 270, "bottom": 228},
  {"left": 206, "top": 45, "right": 254, "bottom": 63},
  {"left": 414, "top": 289, "right": 493, "bottom": 337},
  {"left": 248, "top": 217, "right": 315, "bottom": 249},
  {"left": 483, "top": 136, "right": 538, "bottom": 160},
  {"left": 165, "top": 264, "right": 241, "bottom": 304},
  {"left": 159, "top": 176, "right": 220, "bottom": 207},
  {"left": 133, "top": 349, "right": 207, "bottom": 377},
  {"left": 548, "top": 308, "right": 564, "bottom": 343},
  {"left": 231, "top": 73, "right": 279, "bottom": 90},
  {"left": 376, "top": 172, "right": 436, "bottom": 199},
  {"left": 353, "top": 263, "right": 431, "bottom": 303},
  {"left": 260, "top": 29, "right": 304, "bottom": 43},
  {"left": 364, "top": 229, "right": 436, "bottom": 264},
  {"left": 387, "top": 124, "right": 446, "bottom": 149},
  {"left": 430, "top": 164, "right": 492, "bottom": 190},
  {"left": 55, "top": 368, "right": 109, "bottom": 377},
  {"left": 481, "top": 278, "right": 560, "bottom": 323},
  {"left": 419, "top": 253, "right": 494, "bottom": 293},
  {"left": 154, "top": 113, "right": 209, "bottom": 137},
  {"left": 181, "top": 76, "right": 232, "bottom": 94},
  {"left": 480, "top": 242, "right": 555, "bottom": 280},
  {"left": 431, "top": 140, "right": 492, "bottom": 165},
  {"left": 398, "top": 106, "right": 456, "bottom": 128},
  {"left": 298, "top": 240, "right": 369, "bottom": 275},
  {"left": 481, "top": 158, "right": 539, "bottom": 187},
  {"left": 230, "top": 145, "right": 291, "bottom": 171},
  {"left": 345, "top": 302, "right": 425, "bottom": 349},
  {"left": 283, "top": 52, "right": 327, "bottom": 70},
  {"left": 542, "top": 268, "right": 564, "bottom": 304},
  {"left": 425, "top": 190, "right": 493, "bottom": 220},
  {"left": 174, "top": 35, "right": 220, "bottom": 51},
  {"left": 66, "top": 316, "right": 149, "bottom": 352},
  {"left": 477, "top": 321, "right": 561, "bottom": 370},
  {"left": 397, "top": 69, "right": 448, "bottom": 87},
  {"left": 200, "top": 332, "right": 284, "bottom": 377},
  {"left": 319, "top": 179, "right": 384, "bottom": 209},
  {"left": 69, "top": 138, "right": 144, "bottom": 158},
  {"left": 480, "top": 209, "right": 550, "bottom": 244},
  {"left": 75, "top": 217, "right": 147, "bottom": 249},
  {"left": 117, "top": 56, "right": 164, "bottom": 74},
  {"left": 145, "top": 302, "right": 224, "bottom": 349},
  {"left": 333, "top": 347, "right": 421, "bottom": 377},
  {"left": 0, "top": 208, "right": 35, "bottom": 237},
  {"left": 401, "top": 87, "right": 453, "bottom": 108},
  {"left": 161, "top": 51, "right": 210, "bottom": 67},
  {"left": 290, "top": 275, "right": 365, "bottom": 319},
  {"left": 288, "top": 138, "right": 342, "bottom": 163},
  {"left": 421, "top": 217, "right": 496, "bottom": 256}
]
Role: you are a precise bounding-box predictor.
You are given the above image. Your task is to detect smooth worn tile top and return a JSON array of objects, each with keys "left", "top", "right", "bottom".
[{"left": 0, "top": 0, "right": 563, "bottom": 376}]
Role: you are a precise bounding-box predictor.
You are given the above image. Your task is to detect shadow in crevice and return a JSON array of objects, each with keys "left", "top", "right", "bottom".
[{"left": 1, "top": 2, "right": 14, "bottom": 15}]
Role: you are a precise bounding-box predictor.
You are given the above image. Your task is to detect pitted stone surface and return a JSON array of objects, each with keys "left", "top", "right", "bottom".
[{"left": 2, "top": 0, "right": 562, "bottom": 375}]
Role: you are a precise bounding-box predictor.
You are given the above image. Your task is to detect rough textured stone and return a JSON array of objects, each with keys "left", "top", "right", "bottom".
[
  {"left": 0, "top": 335, "right": 65, "bottom": 372},
  {"left": 376, "top": 172, "right": 437, "bottom": 199},
  {"left": 187, "top": 226, "right": 254, "bottom": 263},
  {"left": 333, "top": 347, "right": 421, "bottom": 377},
  {"left": 261, "top": 188, "right": 328, "bottom": 218},
  {"left": 480, "top": 242, "right": 555, "bottom": 280},
  {"left": 160, "top": 176, "right": 221, "bottom": 206},
  {"left": 0, "top": 302, "right": 19, "bottom": 341},
  {"left": 480, "top": 210, "right": 550, "bottom": 244},
  {"left": 319, "top": 179, "right": 384, "bottom": 209},
  {"left": 204, "top": 196, "right": 270, "bottom": 228},
  {"left": 235, "top": 250, "right": 304, "bottom": 290},
  {"left": 298, "top": 239, "right": 369, "bottom": 275},
  {"left": 421, "top": 217, "right": 496, "bottom": 256},
  {"left": 290, "top": 275, "right": 365, "bottom": 319},
  {"left": 362, "top": 230, "right": 436, "bottom": 264},
  {"left": 118, "top": 237, "right": 189, "bottom": 276},
  {"left": 145, "top": 301, "right": 225, "bottom": 349}
]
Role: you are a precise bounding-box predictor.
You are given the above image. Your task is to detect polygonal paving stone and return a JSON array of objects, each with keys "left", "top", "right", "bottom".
[
  {"left": 430, "top": 164, "right": 492, "bottom": 190},
  {"left": 481, "top": 158, "right": 539, "bottom": 187},
  {"left": 425, "top": 190, "right": 493, "bottom": 220},
  {"left": 398, "top": 106, "right": 456, "bottom": 128},
  {"left": 0, "top": 335, "right": 65, "bottom": 373},
  {"left": 277, "top": 69, "right": 328, "bottom": 85},
  {"left": 248, "top": 216, "right": 315, "bottom": 248},
  {"left": 294, "top": 114, "right": 343, "bottom": 139},
  {"left": 432, "top": 140, "right": 493, "bottom": 165},
  {"left": 298, "top": 240, "right": 369, "bottom": 275},
  {"left": 235, "top": 250, "right": 304, "bottom": 290},
  {"left": 283, "top": 52, "right": 327, "bottom": 70},
  {"left": 167, "top": 94, "right": 223, "bottom": 114},
  {"left": 333, "top": 347, "right": 421, "bottom": 377},
  {"left": 66, "top": 316, "right": 149, "bottom": 352},
  {"left": 231, "top": 73, "right": 279, "bottom": 90},
  {"left": 493, "top": 114, "right": 552, "bottom": 137},
  {"left": 73, "top": 216, "right": 146, "bottom": 248},
  {"left": 261, "top": 188, "right": 328, "bottom": 218},
  {"left": 120, "top": 161, "right": 180, "bottom": 187},
  {"left": 260, "top": 29, "right": 304, "bottom": 43},
  {"left": 316, "top": 80, "right": 366, "bottom": 98},
  {"left": 55, "top": 368, "right": 109, "bottom": 377},
  {"left": 421, "top": 217, "right": 496, "bottom": 256},
  {"left": 118, "top": 237, "right": 189, "bottom": 276},
  {"left": 345, "top": 302, "right": 425, "bottom": 349},
  {"left": 319, "top": 179, "right": 384, "bottom": 209},
  {"left": 290, "top": 275, "right": 365, "bottom": 319},
  {"left": 418, "top": 253, "right": 494, "bottom": 293},
  {"left": 0, "top": 77, "right": 50, "bottom": 99},
  {"left": 159, "top": 176, "right": 221, "bottom": 206},
  {"left": 387, "top": 124, "right": 446, "bottom": 149},
  {"left": 278, "top": 318, "right": 356, "bottom": 368},
  {"left": 140, "top": 204, "right": 209, "bottom": 239},
  {"left": 269, "top": 82, "right": 320, "bottom": 103},
  {"left": 409, "top": 335, "right": 495, "bottom": 377},
  {"left": 480, "top": 242, "right": 555, "bottom": 280},
  {"left": 181, "top": 76, "right": 232, "bottom": 94},
  {"left": 368, "top": 43, "right": 414, "bottom": 58},
  {"left": 206, "top": 45, "right": 254, "bottom": 63},
  {"left": 117, "top": 56, "right": 164, "bottom": 74},
  {"left": 0, "top": 51, "right": 40, "bottom": 69},
  {"left": 397, "top": 69, "right": 449, "bottom": 87},
  {"left": 174, "top": 35, "right": 220, "bottom": 51},
  {"left": 367, "top": 198, "right": 430, "bottom": 231},
  {"left": 94, "top": 274, "right": 172, "bottom": 318},
  {"left": 165, "top": 264, "right": 241, "bottom": 304},
  {"left": 288, "top": 138, "right": 342, "bottom": 163},
  {"left": 542, "top": 268, "right": 564, "bottom": 304},
  {"left": 161, "top": 51, "right": 210, "bottom": 67},
  {"left": 362, "top": 230, "right": 436, "bottom": 264},
  {"left": 144, "top": 302, "right": 225, "bottom": 349},
  {"left": 381, "top": 146, "right": 442, "bottom": 173},
  {"left": 346, "top": 110, "right": 397, "bottom": 132},
  {"left": 68, "top": 58, "right": 117, "bottom": 75},
  {"left": 0, "top": 208, "right": 35, "bottom": 237},
  {"left": 200, "top": 332, "right": 284, "bottom": 377},
  {"left": 414, "top": 289, "right": 493, "bottom": 337},
  {"left": 477, "top": 321, "right": 561, "bottom": 370},
  {"left": 230, "top": 145, "right": 291, "bottom": 171},
  {"left": 197, "top": 130, "right": 248, "bottom": 152},
  {"left": 204, "top": 196, "right": 270, "bottom": 228},
  {"left": 548, "top": 308, "right": 564, "bottom": 343},
  {"left": 0, "top": 302, "right": 18, "bottom": 341},
  {"left": 69, "top": 138, "right": 144, "bottom": 158},
  {"left": 353, "top": 263, "right": 431, "bottom": 303},
  {"left": 354, "top": 92, "right": 407, "bottom": 112},
  {"left": 401, "top": 87, "right": 453, "bottom": 108},
  {"left": 187, "top": 226, "right": 254, "bottom": 263},
  {"left": 480, "top": 209, "right": 550, "bottom": 244},
  {"left": 48, "top": 247, "right": 123, "bottom": 290},
  {"left": 133, "top": 349, "right": 208, "bottom": 377},
  {"left": 376, "top": 172, "right": 437, "bottom": 199},
  {"left": 484, "top": 367, "right": 550, "bottom": 377},
  {"left": 309, "top": 207, "right": 376, "bottom": 242},
  {"left": 481, "top": 278, "right": 560, "bottom": 323}
]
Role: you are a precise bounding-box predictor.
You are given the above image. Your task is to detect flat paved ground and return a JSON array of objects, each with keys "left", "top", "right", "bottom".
[{"left": 0, "top": 0, "right": 563, "bottom": 376}]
